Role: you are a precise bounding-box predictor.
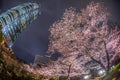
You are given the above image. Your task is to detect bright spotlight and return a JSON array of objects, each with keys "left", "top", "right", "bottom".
[
  {"left": 84, "top": 74, "right": 91, "bottom": 80},
  {"left": 98, "top": 69, "right": 106, "bottom": 76}
]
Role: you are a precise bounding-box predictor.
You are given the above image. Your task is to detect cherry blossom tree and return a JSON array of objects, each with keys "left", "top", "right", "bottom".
[
  {"left": 26, "top": 2, "right": 120, "bottom": 78},
  {"left": 47, "top": 1, "right": 120, "bottom": 76}
]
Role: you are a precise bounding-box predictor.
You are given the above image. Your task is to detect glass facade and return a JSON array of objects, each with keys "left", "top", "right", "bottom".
[{"left": 0, "top": 2, "right": 40, "bottom": 47}]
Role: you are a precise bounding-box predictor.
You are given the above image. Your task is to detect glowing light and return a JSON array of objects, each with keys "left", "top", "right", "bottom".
[
  {"left": 84, "top": 75, "right": 91, "bottom": 80},
  {"left": 98, "top": 69, "right": 106, "bottom": 76}
]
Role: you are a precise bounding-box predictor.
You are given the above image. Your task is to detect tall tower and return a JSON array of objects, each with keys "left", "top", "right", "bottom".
[{"left": 0, "top": 2, "right": 41, "bottom": 47}]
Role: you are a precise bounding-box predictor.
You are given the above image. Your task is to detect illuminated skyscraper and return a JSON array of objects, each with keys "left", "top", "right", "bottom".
[{"left": 0, "top": 2, "right": 41, "bottom": 47}]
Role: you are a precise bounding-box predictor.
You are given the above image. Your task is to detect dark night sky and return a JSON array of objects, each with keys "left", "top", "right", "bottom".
[{"left": 0, "top": 0, "right": 120, "bottom": 63}]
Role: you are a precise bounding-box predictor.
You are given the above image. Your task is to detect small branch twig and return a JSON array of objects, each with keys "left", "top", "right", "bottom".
[{"left": 67, "top": 64, "right": 72, "bottom": 80}]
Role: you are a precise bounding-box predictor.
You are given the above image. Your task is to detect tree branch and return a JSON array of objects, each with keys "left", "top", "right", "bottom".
[{"left": 103, "top": 40, "right": 110, "bottom": 71}]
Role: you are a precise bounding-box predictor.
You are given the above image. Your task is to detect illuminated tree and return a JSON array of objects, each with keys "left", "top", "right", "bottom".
[{"left": 47, "top": 1, "right": 120, "bottom": 77}]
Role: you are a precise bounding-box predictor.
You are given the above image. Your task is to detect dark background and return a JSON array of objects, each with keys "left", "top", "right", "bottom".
[{"left": 0, "top": 0, "right": 120, "bottom": 63}]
